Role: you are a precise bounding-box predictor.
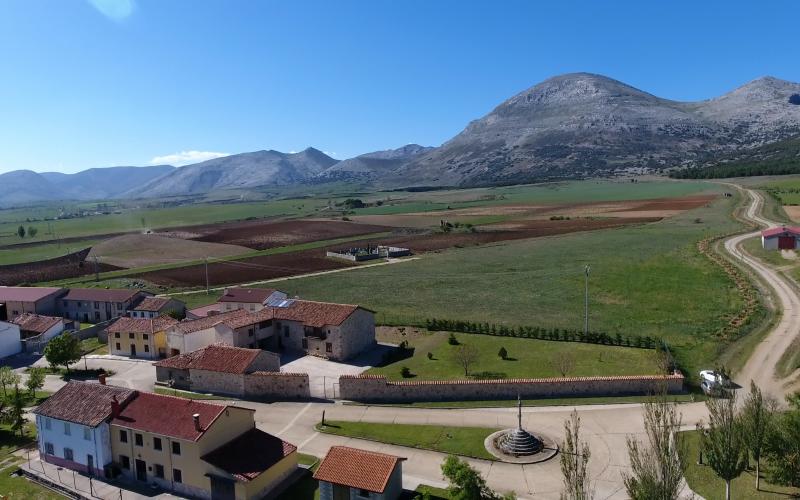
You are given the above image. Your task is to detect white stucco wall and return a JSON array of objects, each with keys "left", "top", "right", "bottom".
[
  {"left": 0, "top": 321, "right": 21, "bottom": 359},
  {"left": 36, "top": 415, "right": 113, "bottom": 472}
]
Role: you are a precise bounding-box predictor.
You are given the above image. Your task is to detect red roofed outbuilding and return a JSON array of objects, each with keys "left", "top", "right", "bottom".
[
  {"left": 761, "top": 226, "right": 800, "bottom": 250},
  {"left": 314, "top": 446, "right": 406, "bottom": 500}
]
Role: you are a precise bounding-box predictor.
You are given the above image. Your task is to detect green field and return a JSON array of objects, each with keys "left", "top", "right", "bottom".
[
  {"left": 0, "top": 239, "right": 101, "bottom": 266},
  {"left": 316, "top": 421, "right": 498, "bottom": 460},
  {"left": 367, "top": 331, "right": 657, "bottom": 380},
  {"left": 682, "top": 430, "right": 799, "bottom": 500},
  {"left": 353, "top": 179, "right": 713, "bottom": 215},
  {"left": 276, "top": 189, "right": 743, "bottom": 378}
]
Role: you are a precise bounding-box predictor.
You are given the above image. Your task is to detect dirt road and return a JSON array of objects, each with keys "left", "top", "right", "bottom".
[{"left": 724, "top": 187, "right": 800, "bottom": 402}]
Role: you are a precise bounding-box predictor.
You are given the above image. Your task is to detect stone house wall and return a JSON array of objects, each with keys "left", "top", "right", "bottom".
[
  {"left": 339, "top": 373, "right": 685, "bottom": 403},
  {"left": 190, "top": 369, "right": 246, "bottom": 397},
  {"left": 243, "top": 372, "right": 310, "bottom": 400}
]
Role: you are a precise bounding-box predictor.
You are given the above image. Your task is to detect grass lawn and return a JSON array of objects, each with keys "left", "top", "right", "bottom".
[
  {"left": 367, "top": 331, "right": 658, "bottom": 380},
  {"left": 79, "top": 337, "right": 107, "bottom": 355},
  {"left": 153, "top": 387, "right": 231, "bottom": 400},
  {"left": 352, "top": 393, "right": 702, "bottom": 409},
  {"left": 276, "top": 454, "right": 320, "bottom": 500},
  {"left": 0, "top": 422, "right": 60, "bottom": 499},
  {"left": 279, "top": 191, "right": 745, "bottom": 379},
  {"left": 415, "top": 485, "right": 452, "bottom": 499},
  {"left": 682, "top": 430, "right": 800, "bottom": 500},
  {"left": 316, "top": 421, "right": 498, "bottom": 461},
  {"left": 28, "top": 367, "right": 114, "bottom": 381},
  {"left": 0, "top": 238, "right": 101, "bottom": 266}
]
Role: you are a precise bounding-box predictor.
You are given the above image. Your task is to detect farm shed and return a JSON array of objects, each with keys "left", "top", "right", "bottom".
[{"left": 761, "top": 226, "right": 800, "bottom": 250}]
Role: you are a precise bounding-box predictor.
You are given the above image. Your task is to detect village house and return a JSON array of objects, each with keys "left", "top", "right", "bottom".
[
  {"left": 314, "top": 446, "right": 406, "bottom": 500},
  {"left": 186, "top": 303, "right": 222, "bottom": 320},
  {"left": 0, "top": 321, "right": 21, "bottom": 359},
  {"left": 106, "top": 315, "right": 179, "bottom": 359},
  {"left": 10, "top": 312, "right": 70, "bottom": 341},
  {"left": 110, "top": 391, "right": 297, "bottom": 499},
  {"left": 33, "top": 381, "right": 136, "bottom": 476},
  {"left": 0, "top": 286, "right": 65, "bottom": 321},
  {"left": 166, "top": 299, "right": 375, "bottom": 361},
  {"left": 58, "top": 288, "right": 152, "bottom": 323},
  {"left": 153, "top": 344, "right": 280, "bottom": 396},
  {"left": 761, "top": 226, "right": 800, "bottom": 250},
  {"left": 130, "top": 297, "right": 186, "bottom": 319},
  {"left": 218, "top": 287, "right": 287, "bottom": 313}
]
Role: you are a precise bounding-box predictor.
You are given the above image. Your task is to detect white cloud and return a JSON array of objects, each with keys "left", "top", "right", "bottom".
[
  {"left": 88, "top": 0, "right": 136, "bottom": 21},
  {"left": 150, "top": 150, "right": 230, "bottom": 167}
]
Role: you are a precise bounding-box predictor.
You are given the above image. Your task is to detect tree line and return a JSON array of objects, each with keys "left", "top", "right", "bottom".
[{"left": 425, "top": 318, "right": 658, "bottom": 349}]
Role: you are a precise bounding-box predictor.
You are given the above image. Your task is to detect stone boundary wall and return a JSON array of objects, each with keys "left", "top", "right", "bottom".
[
  {"left": 244, "top": 371, "right": 310, "bottom": 400},
  {"left": 338, "top": 372, "right": 685, "bottom": 403}
]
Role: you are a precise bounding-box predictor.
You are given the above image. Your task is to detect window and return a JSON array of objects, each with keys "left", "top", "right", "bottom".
[
  {"left": 326, "top": 342, "right": 332, "bottom": 353},
  {"left": 117, "top": 303, "right": 124, "bottom": 310},
  {"left": 44, "top": 418, "right": 51, "bottom": 430},
  {"left": 301, "top": 338, "right": 308, "bottom": 349},
  {"left": 283, "top": 326, "right": 290, "bottom": 337},
  {"left": 171, "top": 441, "right": 181, "bottom": 455},
  {"left": 129, "top": 333, "right": 135, "bottom": 339},
  {"left": 120, "top": 455, "right": 130, "bottom": 469},
  {"left": 249, "top": 304, "right": 255, "bottom": 311},
  {"left": 94, "top": 301, "right": 100, "bottom": 309},
  {"left": 83, "top": 427, "right": 91, "bottom": 441},
  {"left": 116, "top": 343, "right": 121, "bottom": 351},
  {"left": 134, "top": 433, "right": 143, "bottom": 446},
  {"left": 172, "top": 469, "right": 182, "bottom": 483},
  {"left": 63, "top": 422, "right": 71, "bottom": 436},
  {"left": 357, "top": 489, "right": 370, "bottom": 498},
  {"left": 62, "top": 301, "right": 67, "bottom": 308},
  {"left": 153, "top": 437, "right": 162, "bottom": 451},
  {"left": 248, "top": 328, "right": 254, "bottom": 337},
  {"left": 119, "top": 430, "right": 128, "bottom": 443},
  {"left": 44, "top": 442, "right": 54, "bottom": 455},
  {"left": 144, "top": 345, "right": 150, "bottom": 353},
  {"left": 154, "top": 464, "right": 164, "bottom": 479},
  {"left": 259, "top": 321, "right": 270, "bottom": 329},
  {"left": 143, "top": 334, "right": 149, "bottom": 340},
  {"left": 115, "top": 332, "right": 120, "bottom": 338},
  {"left": 12, "top": 310, "right": 18, "bottom": 316},
  {"left": 64, "top": 448, "right": 74, "bottom": 461}
]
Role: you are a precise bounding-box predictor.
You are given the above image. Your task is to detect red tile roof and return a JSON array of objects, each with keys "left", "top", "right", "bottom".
[
  {"left": 106, "top": 315, "right": 178, "bottom": 334},
  {"left": 171, "top": 308, "right": 270, "bottom": 334},
  {"left": 133, "top": 297, "right": 177, "bottom": 312},
  {"left": 218, "top": 287, "right": 279, "bottom": 304},
  {"left": 202, "top": 428, "right": 296, "bottom": 482},
  {"left": 762, "top": 226, "right": 800, "bottom": 238},
  {"left": 314, "top": 446, "right": 404, "bottom": 493},
  {"left": 187, "top": 303, "right": 222, "bottom": 319},
  {"left": 111, "top": 392, "right": 237, "bottom": 441},
  {"left": 10, "top": 313, "right": 62, "bottom": 334},
  {"left": 33, "top": 381, "right": 135, "bottom": 427},
  {"left": 62, "top": 288, "right": 147, "bottom": 303},
  {"left": 272, "top": 300, "right": 361, "bottom": 328},
  {"left": 0, "top": 287, "right": 64, "bottom": 303},
  {"left": 154, "top": 345, "right": 261, "bottom": 374}
]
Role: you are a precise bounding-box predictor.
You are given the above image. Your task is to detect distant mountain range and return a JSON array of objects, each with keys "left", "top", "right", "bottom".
[{"left": 2, "top": 72, "right": 800, "bottom": 206}]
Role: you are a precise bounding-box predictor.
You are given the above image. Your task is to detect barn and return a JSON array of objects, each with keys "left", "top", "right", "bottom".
[{"left": 761, "top": 226, "right": 800, "bottom": 250}]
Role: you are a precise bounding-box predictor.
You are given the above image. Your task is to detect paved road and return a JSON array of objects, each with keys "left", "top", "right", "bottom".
[{"left": 723, "top": 187, "right": 800, "bottom": 401}]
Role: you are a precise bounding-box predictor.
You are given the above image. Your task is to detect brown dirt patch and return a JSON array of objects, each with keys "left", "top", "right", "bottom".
[
  {"left": 0, "top": 248, "right": 121, "bottom": 286},
  {"left": 89, "top": 234, "right": 252, "bottom": 269},
  {"left": 158, "top": 219, "right": 389, "bottom": 250},
  {"left": 783, "top": 206, "right": 800, "bottom": 222}
]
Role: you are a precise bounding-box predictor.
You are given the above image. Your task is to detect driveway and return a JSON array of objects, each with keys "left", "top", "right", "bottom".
[
  {"left": 280, "top": 343, "right": 394, "bottom": 398},
  {"left": 18, "top": 355, "right": 157, "bottom": 394}
]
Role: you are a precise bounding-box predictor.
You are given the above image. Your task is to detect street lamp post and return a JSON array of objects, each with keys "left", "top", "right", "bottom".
[{"left": 584, "top": 265, "right": 591, "bottom": 336}]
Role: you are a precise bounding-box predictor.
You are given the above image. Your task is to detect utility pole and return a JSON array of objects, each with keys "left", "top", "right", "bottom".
[
  {"left": 584, "top": 264, "right": 590, "bottom": 336},
  {"left": 205, "top": 257, "right": 210, "bottom": 295},
  {"left": 93, "top": 255, "right": 100, "bottom": 282}
]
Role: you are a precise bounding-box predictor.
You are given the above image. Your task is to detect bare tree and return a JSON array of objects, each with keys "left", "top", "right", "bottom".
[
  {"left": 623, "top": 396, "right": 687, "bottom": 500},
  {"left": 454, "top": 344, "right": 479, "bottom": 377},
  {"left": 560, "top": 410, "right": 592, "bottom": 500},
  {"left": 553, "top": 351, "right": 576, "bottom": 377},
  {"left": 741, "top": 382, "right": 776, "bottom": 491},
  {"left": 701, "top": 391, "right": 748, "bottom": 500}
]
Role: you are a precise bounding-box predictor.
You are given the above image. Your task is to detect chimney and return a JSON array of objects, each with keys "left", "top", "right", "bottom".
[
  {"left": 192, "top": 413, "right": 201, "bottom": 432},
  {"left": 98, "top": 374, "right": 106, "bottom": 385},
  {"left": 111, "top": 395, "right": 120, "bottom": 418}
]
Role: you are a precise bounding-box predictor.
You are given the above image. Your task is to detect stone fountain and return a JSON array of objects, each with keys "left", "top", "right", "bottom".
[{"left": 484, "top": 396, "right": 558, "bottom": 464}]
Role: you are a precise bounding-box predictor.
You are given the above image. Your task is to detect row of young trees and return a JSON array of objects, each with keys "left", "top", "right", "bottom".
[
  {"left": 559, "top": 382, "right": 800, "bottom": 500},
  {"left": 15, "top": 225, "right": 38, "bottom": 238},
  {"left": 426, "top": 318, "right": 658, "bottom": 349}
]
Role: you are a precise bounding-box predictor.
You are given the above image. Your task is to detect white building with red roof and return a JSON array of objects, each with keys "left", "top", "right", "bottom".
[
  {"left": 130, "top": 296, "right": 186, "bottom": 319},
  {"left": 166, "top": 298, "right": 375, "bottom": 361},
  {"left": 314, "top": 446, "right": 406, "bottom": 500},
  {"left": 761, "top": 225, "right": 800, "bottom": 250}
]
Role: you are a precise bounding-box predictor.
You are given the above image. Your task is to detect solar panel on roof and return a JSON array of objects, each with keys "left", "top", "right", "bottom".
[{"left": 266, "top": 296, "right": 294, "bottom": 308}]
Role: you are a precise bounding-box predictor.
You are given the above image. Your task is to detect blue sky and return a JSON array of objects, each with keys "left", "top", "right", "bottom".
[{"left": 0, "top": 1, "right": 797, "bottom": 174}]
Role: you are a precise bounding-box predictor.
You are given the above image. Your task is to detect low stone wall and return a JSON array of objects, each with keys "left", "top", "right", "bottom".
[
  {"left": 338, "top": 372, "right": 685, "bottom": 403},
  {"left": 244, "top": 372, "right": 310, "bottom": 400}
]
